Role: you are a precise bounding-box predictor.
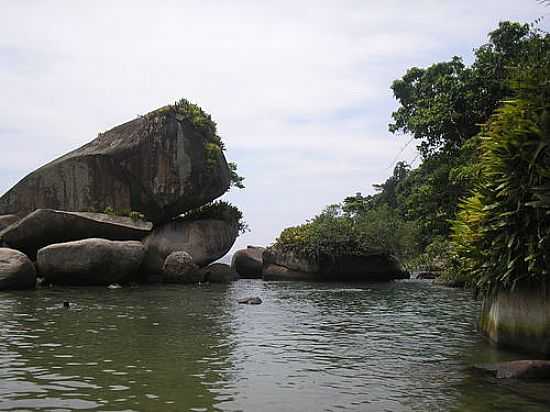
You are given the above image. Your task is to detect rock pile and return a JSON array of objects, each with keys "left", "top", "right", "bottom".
[{"left": 0, "top": 102, "right": 240, "bottom": 290}]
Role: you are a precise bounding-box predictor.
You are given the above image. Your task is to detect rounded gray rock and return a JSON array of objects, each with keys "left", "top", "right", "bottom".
[
  {"left": 162, "top": 251, "right": 202, "bottom": 284},
  {"left": 37, "top": 238, "right": 145, "bottom": 286},
  {"left": 0, "top": 248, "right": 36, "bottom": 290},
  {"left": 231, "top": 246, "right": 265, "bottom": 278},
  {"left": 143, "top": 219, "right": 238, "bottom": 274}
]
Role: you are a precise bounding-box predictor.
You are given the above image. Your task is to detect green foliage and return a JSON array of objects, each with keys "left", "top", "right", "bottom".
[
  {"left": 174, "top": 98, "right": 223, "bottom": 147},
  {"left": 180, "top": 201, "right": 249, "bottom": 235},
  {"left": 390, "top": 22, "right": 533, "bottom": 159},
  {"left": 205, "top": 142, "right": 222, "bottom": 169},
  {"left": 103, "top": 207, "right": 145, "bottom": 222},
  {"left": 228, "top": 162, "right": 245, "bottom": 189},
  {"left": 451, "top": 96, "right": 550, "bottom": 294},
  {"left": 384, "top": 21, "right": 549, "bottom": 250},
  {"left": 407, "top": 236, "right": 452, "bottom": 272},
  {"left": 170, "top": 98, "right": 246, "bottom": 192},
  {"left": 274, "top": 204, "right": 419, "bottom": 262}
]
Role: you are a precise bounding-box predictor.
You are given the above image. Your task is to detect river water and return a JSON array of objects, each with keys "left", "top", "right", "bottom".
[{"left": 0, "top": 279, "right": 548, "bottom": 411}]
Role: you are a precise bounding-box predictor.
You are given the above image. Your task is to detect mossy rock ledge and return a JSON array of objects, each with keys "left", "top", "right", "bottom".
[
  {"left": 0, "top": 104, "right": 231, "bottom": 224},
  {"left": 262, "top": 248, "right": 409, "bottom": 282},
  {"left": 480, "top": 288, "right": 550, "bottom": 356}
]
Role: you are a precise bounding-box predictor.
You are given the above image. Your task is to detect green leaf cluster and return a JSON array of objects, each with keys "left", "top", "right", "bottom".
[
  {"left": 451, "top": 95, "right": 550, "bottom": 293},
  {"left": 172, "top": 99, "right": 245, "bottom": 190},
  {"left": 180, "top": 200, "right": 249, "bottom": 235},
  {"left": 274, "top": 204, "right": 419, "bottom": 262}
]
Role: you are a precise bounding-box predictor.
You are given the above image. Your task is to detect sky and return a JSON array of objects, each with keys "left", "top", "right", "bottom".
[{"left": 1, "top": 1, "right": 548, "bottom": 252}]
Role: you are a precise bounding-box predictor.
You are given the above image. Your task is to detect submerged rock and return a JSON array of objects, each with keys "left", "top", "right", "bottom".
[
  {"left": 0, "top": 104, "right": 231, "bottom": 223},
  {"left": 37, "top": 238, "right": 144, "bottom": 286},
  {"left": 0, "top": 248, "right": 36, "bottom": 290},
  {"left": 262, "top": 248, "right": 407, "bottom": 282},
  {"left": 143, "top": 218, "right": 238, "bottom": 274},
  {"left": 200, "top": 263, "right": 239, "bottom": 283},
  {"left": 231, "top": 246, "right": 265, "bottom": 278},
  {"left": 0, "top": 214, "right": 20, "bottom": 231},
  {"left": 0, "top": 209, "right": 152, "bottom": 259},
  {"left": 473, "top": 360, "right": 550, "bottom": 379},
  {"left": 238, "top": 296, "right": 263, "bottom": 305},
  {"left": 161, "top": 251, "right": 202, "bottom": 284}
]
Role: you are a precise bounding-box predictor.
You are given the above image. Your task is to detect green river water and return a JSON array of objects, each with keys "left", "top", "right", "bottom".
[{"left": 0, "top": 279, "right": 549, "bottom": 411}]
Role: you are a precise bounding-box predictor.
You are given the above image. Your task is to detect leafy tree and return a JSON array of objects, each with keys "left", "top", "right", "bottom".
[
  {"left": 384, "top": 22, "right": 545, "bottom": 246},
  {"left": 450, "top": 41, "right": 550, "bottom": 293},
  {"left": 274, "top": 203, "right": 419, "bottom": 262},
  {"left": 390, "top": 22, "right": 532, "bottom": 159}
]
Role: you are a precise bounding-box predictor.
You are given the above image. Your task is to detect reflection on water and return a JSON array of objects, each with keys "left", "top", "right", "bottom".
[{"left": 0, "top": 280, "right": 548, "bottom": 411}]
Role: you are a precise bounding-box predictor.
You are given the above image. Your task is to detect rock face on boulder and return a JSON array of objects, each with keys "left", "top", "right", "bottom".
[
  {"left": 0, "top": 105, "right": 231, "bottom": 223},
  {"left": 262, "top": 248, "right": 407, "bottom": 282},
  {"left": 0, "top": 248, "right": 36, "bottom": 290},
  {"left": 37, "top": 238, "right": 144, "bottom": 286},
  {"left": 143, "top": 218, "right": 238, "bottom": 275},
  {"left": 161, "top": 251, "right": 202, "bottom": 284},
  {"left": 0, "top": 215, "right": 20, "bottom": 231},
  {"left": 480, "top": 288, "right": 550, "bottom": 355},
  {"left": 200, "top": 263, "right": 239, "bottom": 283},
  {"left": 0, "top": 209, "right": 152, "bottom": 259},
  {"left": 231, "top": 246, "right": 265, "bottom": 278}
]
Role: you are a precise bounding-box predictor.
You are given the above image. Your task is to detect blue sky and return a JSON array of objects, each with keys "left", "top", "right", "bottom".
[{"left": 1, "top": 1, "right": 548, "bottom": 251}]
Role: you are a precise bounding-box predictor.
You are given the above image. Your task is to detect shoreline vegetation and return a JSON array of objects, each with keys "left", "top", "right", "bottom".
[{"left": 270, "top": 21, "right": 550, "bottom": 294}]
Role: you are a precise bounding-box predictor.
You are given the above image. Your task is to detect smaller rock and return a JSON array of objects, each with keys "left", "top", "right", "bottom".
[
  {"left": 63, "top": 301, "right": 70, "bottom": 309},
  {"left": 108, "top": 283, "right": 122, "bottom": 289},
  {"left": 162, "top": 251, "right": 202, "bottom": 284},
  {"left": 201, "top": 263, "right": 239, "bottom": 283},
  {"left": 0, "top": 247, "right": 36, "bottom": 290},
  {"left": 238, "top": 296, "right": 263, "bottom": 305},
  {"left": 473, "top": 360, "right": 550, "bottom": 379}
]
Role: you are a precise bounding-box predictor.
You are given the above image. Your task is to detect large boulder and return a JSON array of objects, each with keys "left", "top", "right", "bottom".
[
  {"left": 0, "top": 104, "right": 231, "bottom": 224},
  {"left": 0, "top": 248, "right": 36, "bottom": 290},
  {"left": 0, "top": 209, "right": 152, "bottom": 259},
  {"left": 37, "top": 238, "right": 144, "bottom": 286},
  {"left": 0, "top": 215, "right": 20, "bottom": 231},
  {"left": 262, "top": 248, "right": 407, "bottom": 282},
  {"left": 231, "top": 246, "right": 265, "bottom": 278},
  {"left": 161, "top": 251, "right": 202, "bottom": 284},
  {"left": 143, "top": 218, "right": 238, "bottom": 275}
]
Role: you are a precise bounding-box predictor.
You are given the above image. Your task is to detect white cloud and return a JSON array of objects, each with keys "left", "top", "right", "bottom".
[{"left": 0, "top": 0, "right": 547, "bottom": 250}]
